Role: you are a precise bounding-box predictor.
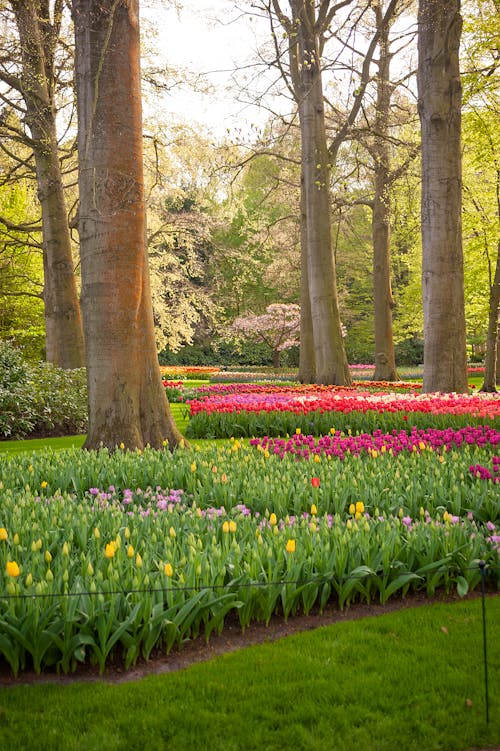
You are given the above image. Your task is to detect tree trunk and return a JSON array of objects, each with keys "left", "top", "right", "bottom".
[
  {"left": 12, "top": 0, "right": 85, "bottom": 368},
  {"left": 417, "top": 0, "right": 468, "bottom": 393},
  {"left": 480, "top": 239, "right": 500, "bottom": 392},
  {"left": 298, "top": 174, "right": 316, "bottom": 383},
  {"left": 73, "top": 0, "right": 184, "bottom": 451},
  {"left": 292, "top": 0, "right": 351, "bottom": 386},
  {"left": 372, "top": 0, "right": 398, "bottom": 382}
]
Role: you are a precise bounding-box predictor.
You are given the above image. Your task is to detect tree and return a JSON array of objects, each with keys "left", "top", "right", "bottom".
[
  {"left": 1, "top": 1, "right": 84, "bottom": 368},
  {"left": 73, "top": 0, "right": 183, "bottom": 450},
  {"left": 461, "top": 0, "right": 500, "bottom": 389},
  {"left": 417, "top": 0, "right": 468, "bottom": 393},
  {"left": 231, "top": 303, "right": 300, "bottom": 367},
  {"left": 272, "top": 0, "right": 352, "bottom": 385}
]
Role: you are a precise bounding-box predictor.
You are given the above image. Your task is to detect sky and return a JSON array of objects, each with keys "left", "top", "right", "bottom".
[{"left": 140, "top": 0, "right": 274, "bottom": 137}]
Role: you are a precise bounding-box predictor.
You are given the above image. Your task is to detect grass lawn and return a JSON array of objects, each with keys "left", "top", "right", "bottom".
[
  {"left": 0, "top": 597, "right": 498, "bottom": 751},
  {"left": 0, "top": 404, "right": 190, "bottom": 455}
]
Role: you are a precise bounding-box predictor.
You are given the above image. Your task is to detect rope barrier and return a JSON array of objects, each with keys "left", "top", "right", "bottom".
[{"left": 0, "top": 561, "right": 497, "bottom": 601}]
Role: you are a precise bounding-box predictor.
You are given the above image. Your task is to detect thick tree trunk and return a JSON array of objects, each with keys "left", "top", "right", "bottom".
[
  {"left": 298, "top": 175, "right": 316, "bottom": 383},
  {"left": 372, "top": 0, "right": 398, "bottom": 382},
  {"left": 73, "top": 0, "right": 184, "bottom": 450},
  {"left": 292, "top": 0, "right": 351, "bottom": 386},
  {"left": 480, "top": 240, "right": 500, "bottom": 392},
  {"left": 13, "top": 0, "right": 85, "bottom": 368},
  {"left": 417, "top": 0, "right": 468, "bottom": 393}
]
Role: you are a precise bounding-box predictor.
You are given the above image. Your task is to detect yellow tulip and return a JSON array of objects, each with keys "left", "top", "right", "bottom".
[
  {"left": 190, "top": 462, "right": 197, "bottom": 472},
  {"left": 104, "top": 542, "right": 116, "bottom": 558},
  {"left": 310, "top": 504, "right": 317, "bottom": 516},
  {"left": 222, "top": 521, "right": 230, "bottom": 534},
  {"left": 285, "top": 539, "right": 296, "bottom": 553},
  {"left": 229, "top": 520, "right": 236, "bottom": 533},
  {"left": 127, "top": 545, "right": 135, "bottom": 558},
  {"left": 349, "top": 503, "right": 355, "bottom": 515},
  {"left": 355, "top": 501, "right": 365, "bottom": 514},
  {"left": 119, "top": 442, "right": 125, "bottom": 450},
  {"left": 62, "top": 542, "right": 70, "bottom": 556},
  {"left": 6, "top": 561, "right": 20, "bottom": 577},
  {"left": 94, "top": 527, "right": 100, "bottom": 539},
  {"left": 135, "top": 553, "right": 143, "bottom": 567},
  {"left": 40, "top": 481, "right": 48, "bottom": 489},
  {"left": 45, "top": 550, "right": 52, "bottom": 564},
  {"left": 169, "top": 526, "right": 176, "bottom": 539},
  {"left": 13, "top": 533, "right": 19, "bottom": 545},
  {"left": 269, "top": 513, "right": 277, "bottom": 526},
  {"left": 164, "top": 562, "right": 173, "bottom": 577},
  {"left": 0, "top": 528, "right": 8, "bottom": 541}
]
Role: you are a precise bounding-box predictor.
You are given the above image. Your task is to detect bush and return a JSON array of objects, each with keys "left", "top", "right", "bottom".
[
  {"left": 395, "top": 337, "right": 424, "bottom": 366},
  {"left": 0, "top": 341, "right": 88, "bottom": 438},
  {"left": 29, "top": 363, "right": 88, "bottom": 435},
  {"left": 0, "top": 341, "right": 36, "bottom": 437}
]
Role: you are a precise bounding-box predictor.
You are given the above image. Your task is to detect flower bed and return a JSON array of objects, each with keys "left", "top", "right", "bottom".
[
  {"left": 0, "top": 445, "right": 498, "bottom": 675},
  {"left": 185, "top": 388, "right": 499, "bottom": 438},
  {"left": 0, "top": 380, "right": 498, "bottom": 676},
  {"left": 159, "top": 366, "right": 220, "bottom": 380}
]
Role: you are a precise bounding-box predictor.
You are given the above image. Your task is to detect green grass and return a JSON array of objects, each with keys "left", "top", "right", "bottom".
[
  {"left": 0, "top": 597, "right": 498, "bottom": 751},
  {"left": 0, "top": 404, "right": 190, "bottom": 455}
]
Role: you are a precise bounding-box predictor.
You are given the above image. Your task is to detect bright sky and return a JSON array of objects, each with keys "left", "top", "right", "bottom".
[{"left": 140, "top": 0, "right": 274, "bottom": 137}]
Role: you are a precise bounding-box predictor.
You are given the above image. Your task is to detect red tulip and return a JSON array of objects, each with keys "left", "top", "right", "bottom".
[{"left": 311, "top": 477, "right": 320, "bottom": 488}]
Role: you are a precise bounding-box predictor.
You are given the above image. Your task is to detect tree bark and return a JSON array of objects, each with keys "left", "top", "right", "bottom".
[
  {"left": 73, "top": 0, "right": 184, "bottom": 450},
  {"left": 11, "top": 0, "right": 85, "bottom": 368},
  {"left": 372, "top": 0, "right": 398, "bottom": 382},
  {"left": 292, "top": 0, "right": 351, "bottom": 386},
  {"left": 417, "top": 0, "right": 468, "bottom": 393},
  {"left": 298, "top": 173, "right": 316, "bottom": 382},
  {"left": 480, "top": 239, "right": 500, "bottom": 392}
]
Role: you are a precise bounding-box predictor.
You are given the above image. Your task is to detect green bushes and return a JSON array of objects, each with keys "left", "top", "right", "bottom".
[{"left": 0, "top": 341, "right": 87, "bottom": 438}]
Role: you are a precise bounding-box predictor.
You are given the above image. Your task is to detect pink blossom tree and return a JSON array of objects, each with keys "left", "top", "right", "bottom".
[{"left": 231, "top": 304, "right": 300, "bottom": 368}]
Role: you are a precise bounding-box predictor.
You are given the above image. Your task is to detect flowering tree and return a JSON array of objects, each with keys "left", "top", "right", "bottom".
[{"left": 231, "top": 304, "right": 300, "bottom": 367}]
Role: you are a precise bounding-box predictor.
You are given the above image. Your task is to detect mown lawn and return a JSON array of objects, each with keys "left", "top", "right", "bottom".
[{"left": 0, "top": 596, "right": 498, "bottom": 751}]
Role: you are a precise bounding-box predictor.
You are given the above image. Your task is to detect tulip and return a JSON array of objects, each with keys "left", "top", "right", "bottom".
[
  {"left": 0, "top": 528, "right": 7, "bottom": 541},
  {"left": 164, "top": 562, "right": 173, "bottom": 577},
  {"left": 286, "top": 539, "right": 296, "bottom": 553},
  {"left": 6, "top": 561, "right": 20, "bottom": 578}
]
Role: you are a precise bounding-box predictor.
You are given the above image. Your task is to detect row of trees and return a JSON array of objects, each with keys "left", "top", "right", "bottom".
[{"left": 0, "top": 0, "right": 498, "bottom": 448}]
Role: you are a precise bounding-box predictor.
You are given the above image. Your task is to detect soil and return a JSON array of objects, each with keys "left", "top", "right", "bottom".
[{"left": 0, "top": 588, "right": 497, "bottom": 688}]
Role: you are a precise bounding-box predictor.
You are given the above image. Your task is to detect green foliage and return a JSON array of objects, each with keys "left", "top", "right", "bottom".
[
  {"left": 0, "top": 341, "right": 87, "bottom": 438},
  {"left": 159, "top": 340, "right": 275, "bottom": 367},
  {"left": 29, "top": 363, "right": 88, "bottom": 436},
  {"left": 0, "top": 178, "right": 45, "bottom": 361},
  {"left": 395, "top": 336, "right": 424, "bottom": 366},
  {"left": 0, "top": 341, "right": 36, "bottom": 438}
]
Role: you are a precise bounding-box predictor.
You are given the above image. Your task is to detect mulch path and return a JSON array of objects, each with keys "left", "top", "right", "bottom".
[{"left": 0, "top": 589, "right": 497, "bottom": 688}]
